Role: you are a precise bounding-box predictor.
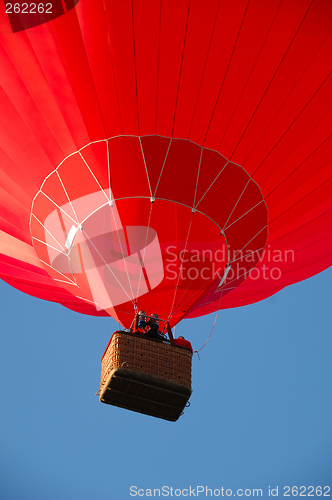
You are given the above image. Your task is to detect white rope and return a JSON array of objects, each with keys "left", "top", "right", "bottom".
[
  {"left": 193, "top": 147, "right": 203, "bottom": 208},
  {"left": 79, "top": 151, "right": 110, "bottom": 203},
  {"left": 135, "top": 201, "right": 154, "bottom": 302},
  {"left": 222, "top": 178, "right": 251, "bottom": 229},
  {"left": 40, "top": 191, "right": 77, "bottom": 224},
  {"left": 108, "top": 203, "right": 136, "bottom": 306},
  {"left": 224, "top": 200, "right": 264, "bottom": 231},
  {"left": 167, "top": 213, "right": 194, "bottom": 321},
  {"left": 31, "top": 213, "right": 66, "bottom": 252},
  {"left": 171, "top": 234, "right": 226, "bottom": 316},
  {"left": 153, "top": 138, "right": 172, "bottom": 197},
  {"left": 55, "top": 171, "right": 80, "bottom": 224},
  {"left": 194, "top": 160, "right": 229, "bottom": 208},
  {"left": 79, "top": 226, "right": 136, "bottom": 306},
  {"left": 38, "top": 258, "right": 77, "bottom": 286},
  {"left": 139, "top": 136, "right": 153, "bottom": 198}
]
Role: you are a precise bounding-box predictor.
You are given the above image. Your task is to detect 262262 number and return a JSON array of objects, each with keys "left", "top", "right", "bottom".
[
  {"left": 284, "top": 486, "right": 331, "bottom": 496},
  {"left": 5, "top": 3, "right": 53, "bottom": 14}
]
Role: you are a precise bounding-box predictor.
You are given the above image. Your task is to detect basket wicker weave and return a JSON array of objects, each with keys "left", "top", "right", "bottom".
[{"left": 99, "top": 331, "right": 192, "bottom": 421}]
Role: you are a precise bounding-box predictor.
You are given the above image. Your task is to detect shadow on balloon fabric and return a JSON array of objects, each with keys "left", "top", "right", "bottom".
[{"left": 4, "top": 0, "right": 80, "bottom": 32}]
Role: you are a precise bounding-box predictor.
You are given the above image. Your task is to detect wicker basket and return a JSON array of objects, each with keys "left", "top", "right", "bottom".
[{"left": 99, "top": 331, "right": 192, "bottom": 421}]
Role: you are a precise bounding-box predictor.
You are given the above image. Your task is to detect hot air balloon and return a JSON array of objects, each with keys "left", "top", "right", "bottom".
[{"left": 0, "top": 0, "right": 331, "bottom": 420}]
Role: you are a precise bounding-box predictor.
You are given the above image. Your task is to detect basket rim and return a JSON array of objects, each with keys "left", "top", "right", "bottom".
[{"left": 101, "top": 330, "right": 192, "bottom": 361}]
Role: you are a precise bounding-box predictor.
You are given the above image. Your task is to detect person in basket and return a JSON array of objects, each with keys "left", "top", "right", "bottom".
[
  {"left": 174, "top": 336, "right": 193, "bottom": 351},
  {"left": 145, "top": 313, "right": 164, "bottom": 340}
]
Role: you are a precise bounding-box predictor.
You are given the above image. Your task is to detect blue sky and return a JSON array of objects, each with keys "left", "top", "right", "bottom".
[{"left": 1, "top": 267, "right": 331, "bottom": 499}]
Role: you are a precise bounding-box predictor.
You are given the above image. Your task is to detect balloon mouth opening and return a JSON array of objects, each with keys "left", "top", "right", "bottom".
[
  {"left": 29, "top": 135, "right": 267, "bottom": 326},
  {"left": 32, "top": 193, "right": 228, "bottom": 315}
]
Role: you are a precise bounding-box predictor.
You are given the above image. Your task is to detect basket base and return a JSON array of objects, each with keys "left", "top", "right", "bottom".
[{"left": 100, "top": 367, "right": 191, "bottom": 421}]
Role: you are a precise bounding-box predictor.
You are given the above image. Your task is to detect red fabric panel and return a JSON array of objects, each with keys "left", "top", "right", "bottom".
[
  {"left": 155, "top": 139, "right": 201, "bottom": 207},
  {"left": 74, "top": 1, "right": 123, "bottom": 138},
  {"left": 102, "top": 0, "right": 139, "bottom": 135},
  {"left": 0, "top": 1, "right": 331, "bottom": 326},
  {"left": 140, "top": 135, "right": 171, "bottom": 196},
  {"left": 108, "top": 136, "right": 151, "bottom": 199},
  {"left": 49, "top": 7, "right": 106, "bottom": 141},
  {"left": 156, "top": 0, "right": 191, "bottom": 136},
  {"left": 132, "top": 0, "right": 161, "bottom": 135},
  {"left": 172, "top": 0, "right": 221, "bottom": 139},
  {"left": 188, "top": 0, "right": 249, "bottom": 147}
]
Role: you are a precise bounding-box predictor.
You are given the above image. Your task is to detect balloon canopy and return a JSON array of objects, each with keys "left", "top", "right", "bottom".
[{"left": 0, "top": 0, "right": 331, "bottom": 328}]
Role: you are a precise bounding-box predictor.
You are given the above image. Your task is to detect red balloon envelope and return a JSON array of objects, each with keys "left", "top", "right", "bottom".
[{"left": 0, "top": 0, "right": 331, "bottom": 328}]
